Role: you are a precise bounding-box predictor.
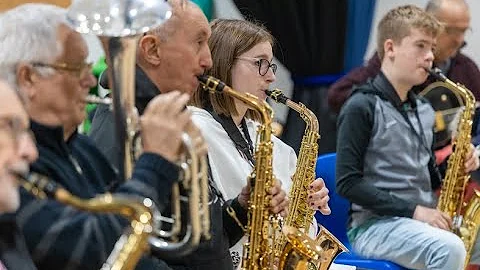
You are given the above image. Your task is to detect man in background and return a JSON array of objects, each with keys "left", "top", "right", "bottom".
[{"left": 328, "top": 0, "right": 479, "bottom": 114}]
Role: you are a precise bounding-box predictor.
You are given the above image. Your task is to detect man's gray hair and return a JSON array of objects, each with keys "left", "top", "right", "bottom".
[
  {"left": 147, "top": 0, "right": 195, "bottom": 41},
  {"left": 425, "top": 0, "right": 468, "bottom": 15},
  {"left": 0, "top": 4, "right": 67, "bottom": 92},
  {"left": 425, "top": 0, "right": 444, "bottom": 14}
]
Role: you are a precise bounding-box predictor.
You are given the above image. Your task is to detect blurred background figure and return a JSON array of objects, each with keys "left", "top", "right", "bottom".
[{"left": 0, "top": 80, "right": 38, "bottom": 270}]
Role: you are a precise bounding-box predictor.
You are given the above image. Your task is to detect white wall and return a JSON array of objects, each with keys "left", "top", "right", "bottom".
[{"left": 365, "top": 0, "right": 480, "bottom": 65}]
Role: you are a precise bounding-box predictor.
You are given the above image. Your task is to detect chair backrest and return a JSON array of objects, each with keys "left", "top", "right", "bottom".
[{"left": 314, "top": 153, "right": 351, "bottom": 246}]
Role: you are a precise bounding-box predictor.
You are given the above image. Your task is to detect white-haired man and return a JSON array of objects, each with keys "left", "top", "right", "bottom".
[
  {"left": 0, "top": 80, "right": 38, "bottom": 269},
  {"left": 0, "top": 2, "right": 288, "bottom": 270}
]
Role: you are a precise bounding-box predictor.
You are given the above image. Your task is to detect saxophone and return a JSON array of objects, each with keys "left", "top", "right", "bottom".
[
  {"left": 266, "top": 89, "right": 348, "bottom": 270},
  {"left": 16, "top": 171, "right": 158, "bottom": 270},
  {"left": 427, "top": 68, "right": 480, "bottom": 267},
  {"left": 197, "top": 75, "right": 322, "bottom": 270}
]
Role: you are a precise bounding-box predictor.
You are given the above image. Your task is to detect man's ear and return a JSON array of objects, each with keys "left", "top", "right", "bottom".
[
  {"left": 16, "top": 64, "right": 38, "bottom": 99},
  {"left": 384, "top": 39, "right": 395, "bottom": 60},
  {"left": 138, "top": 34, "right": 162, "bottom": 65}
]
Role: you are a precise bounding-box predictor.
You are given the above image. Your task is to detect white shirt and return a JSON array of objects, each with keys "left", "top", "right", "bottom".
[{"left": 190, "top": 106, "right": 316, "bottom": 269}]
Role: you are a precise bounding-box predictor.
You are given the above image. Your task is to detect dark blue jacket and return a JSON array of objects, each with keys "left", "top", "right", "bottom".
[
  {"left": 15, "top": 121, "right": 178, "bottom": 270},
  {"left": 0, "top": 216, "right": 37, "bottom": 270}
]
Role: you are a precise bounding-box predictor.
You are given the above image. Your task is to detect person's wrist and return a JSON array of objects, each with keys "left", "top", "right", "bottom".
[
  {"left": 237, "top": 194, "right": 248, "bottom": 209},
  {"left": 412, "top": 205, "right": 424, "bottom": 220}
]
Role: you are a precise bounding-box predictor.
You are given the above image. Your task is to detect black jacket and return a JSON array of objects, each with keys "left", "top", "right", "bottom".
[
  {"left": 16, "top": 121, "right": 178, "bottom": 270},
  {"left": 90, "top": 67, "right": 158, "bottom": 170},
  {"left": 89, "top": 66, "right": 248, "bottom": 269},
  {"left": 0, "top": 215, "right": 37, "bottom": 270}
]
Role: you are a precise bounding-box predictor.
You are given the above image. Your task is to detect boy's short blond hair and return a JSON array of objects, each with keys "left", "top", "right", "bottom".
[{"left": 377, "top": 5, "right": 442, "bottom": 60}]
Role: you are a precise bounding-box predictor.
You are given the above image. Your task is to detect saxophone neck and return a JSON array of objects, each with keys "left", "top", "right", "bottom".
[
  {"left": 266, "top": 88, "right": 319, "bottom": 134},
  {"left": 198, "top": 75, "right": 274, "bottom": 129}
]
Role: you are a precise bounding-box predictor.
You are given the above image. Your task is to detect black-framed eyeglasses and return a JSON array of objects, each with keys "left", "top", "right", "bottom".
[
  {"left": 32, "top": 61, "right": 93, "bottom": 79},
  {"left": 235, "top": 57, "right": 277, "bottom": 76}
]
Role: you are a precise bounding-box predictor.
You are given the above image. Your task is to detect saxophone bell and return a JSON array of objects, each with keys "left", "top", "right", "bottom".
[
  {"left": 278, "top": 226, "right": 323, "bottom": 270},
  {"left": 15, "top": 170, "right": 159, "bottom": 270}
]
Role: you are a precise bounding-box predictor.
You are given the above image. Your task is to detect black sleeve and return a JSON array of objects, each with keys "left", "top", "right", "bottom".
[
  {"left": 89, "top": 104, "right": 120, "bottom": 171},
  {"left": 119, "top": 152, "right": 180, "bottom": 213},
  {"left": 17, "top": 153, "right": 178, "bottom": 270},
  {"left": 222, "top": 198, "right": 248, "bottom": 247},
  {"left": 336, "top": 93, "right": 417, "bottom": 218},
  {"left": 430, "top": 126, "right": 443, "bottom": 190},
  {"left": 17, "top": 188, "right": 172, "bottom": 270}
]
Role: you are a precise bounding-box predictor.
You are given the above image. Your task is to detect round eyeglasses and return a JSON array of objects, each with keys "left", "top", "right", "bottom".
[
  {"left": 32, "top": 61, "right": 93, "bottom": 79},
  {"left": 0, "top": 117, "right": 35, "bottom": 147},
  {"left": 236, "top": 57, "right": 277, "bottom": 76}
]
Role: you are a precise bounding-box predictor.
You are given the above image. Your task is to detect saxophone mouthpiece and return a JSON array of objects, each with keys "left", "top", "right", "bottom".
[
  {"left": 196, "top": 74, "right": 208, "bottom": 84},
  {"left": 197, "top": 75, "right": 226, "bottom": 93},
  {"left": 13, "top": 170, "right": 58, "bottom": 199},
  {"left": 425, "top": 67, "right": 447, "bottom": 82},
  {"left": 265, "top": 88, "right": 288, "bottom": 104}
]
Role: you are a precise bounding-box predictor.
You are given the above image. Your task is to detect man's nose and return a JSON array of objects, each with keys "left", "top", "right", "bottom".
[
  {"left": 82, "top": 72, "right": 97, "bottom": 89},
  {"left": 200, "top": 47, "right": 213, "bottom": 70},
  {"left": 18, "top": 132, "right": 38, "bottom": 163}
]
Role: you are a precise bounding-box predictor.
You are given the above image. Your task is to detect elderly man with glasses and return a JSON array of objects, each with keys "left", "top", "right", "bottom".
[
  {"left": 0, "top": 80, "right": 38, "bottom": 270},
  {"left": 328, "top": 0, "right": 479, "bottom": 114}
]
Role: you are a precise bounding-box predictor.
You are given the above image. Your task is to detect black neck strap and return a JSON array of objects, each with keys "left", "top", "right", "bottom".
[
  {"left": 371, "top": 79, "right": 441, "bottom": 188},
  {"left": 372, "top": 78, "right": 430, "bottom": 153},
  {"left": 207, "top": 109, "right": 256, "bottom": 166}
]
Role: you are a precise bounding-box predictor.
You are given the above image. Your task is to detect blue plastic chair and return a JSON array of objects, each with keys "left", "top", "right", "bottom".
[{"left": 314, "top": 153, "right": 408, "bottom": 270}]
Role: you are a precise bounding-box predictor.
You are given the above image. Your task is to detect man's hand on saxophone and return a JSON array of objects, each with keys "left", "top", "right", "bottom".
[
  {"left": 308, "top": 178, "right": 331, "bottom": 215},
  {"left": 237, "top": 180, "right": 289, "bottom": 217}
]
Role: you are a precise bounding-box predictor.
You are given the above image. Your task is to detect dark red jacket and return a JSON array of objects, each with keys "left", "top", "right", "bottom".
[{"left": 327, "top": 52, "right": 480, "bottom": 113}]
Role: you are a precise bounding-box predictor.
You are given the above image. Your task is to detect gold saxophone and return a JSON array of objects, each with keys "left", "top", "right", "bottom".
[
  {"left": 197, "top": 75, "right": 323, "bottom": 270},
  {"left": 16, "top": 171, "right": 158, "bottom": 270},
  {"left": 266, "top": 89, "right": 348, "bottom": 270},
  {"left": 427, "top": 68, "right": 480, "bottom": 267}
]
